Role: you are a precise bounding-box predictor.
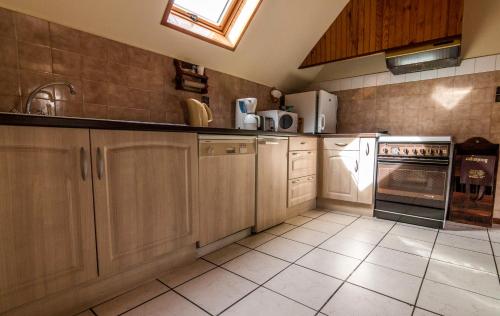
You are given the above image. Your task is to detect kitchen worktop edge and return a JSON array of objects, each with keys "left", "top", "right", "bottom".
[{"left": 0, "top": 113, "right": 315, "bottom": 137}]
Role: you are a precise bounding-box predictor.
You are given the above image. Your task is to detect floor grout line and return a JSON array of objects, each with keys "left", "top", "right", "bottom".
[
  {"left": 314, "top": 219, "right": 400, "bottom": 316},
  {"left": 92, "top": 212, "right": 500, "bottom": 316},
  {"left": 487, "top": 230, "right": 500, "bottom": 285},
  {"left": 218, "top": 213, "right": 363, "bottom": 316},
  {"left": 115, "top": 288, "right": 170, "bottom": 316},
  {"left": 155, "top": 278, "right": 215, "bottom": 316},
  {"left": 411, "top": 226, "right": 439, "bottom": 316}
]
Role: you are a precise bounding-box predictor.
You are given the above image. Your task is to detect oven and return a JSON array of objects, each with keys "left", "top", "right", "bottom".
[{"left": 374, "top": 136, "right": 453, "bottom": 229}]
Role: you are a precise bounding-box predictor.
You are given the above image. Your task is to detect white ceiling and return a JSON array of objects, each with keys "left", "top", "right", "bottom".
[{"left": 0, "top": 0, "right": 348, "bottom": 92}]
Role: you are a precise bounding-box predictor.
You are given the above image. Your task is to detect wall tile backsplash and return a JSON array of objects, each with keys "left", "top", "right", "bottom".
[{"left": 0, "top": 8, "right": 273, "bottom": 128}]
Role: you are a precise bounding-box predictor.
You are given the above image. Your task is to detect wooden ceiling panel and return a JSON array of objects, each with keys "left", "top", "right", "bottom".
[{"left": 300, "top": 0, "right": 464, "bottom": 68}]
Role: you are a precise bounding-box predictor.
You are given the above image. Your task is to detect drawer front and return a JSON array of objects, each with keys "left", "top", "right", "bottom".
[
  {"left": 322, "top": 137, "right": 360, "bottom": 151},
  {"left": 288, "top": 175, "right": 317, "bottom": 207},
  {"left": 288, "top": 151, "right": 316, "bottom": 179},
  {"left": 289, "top": 137, "right": 317, "bottom": 151}
]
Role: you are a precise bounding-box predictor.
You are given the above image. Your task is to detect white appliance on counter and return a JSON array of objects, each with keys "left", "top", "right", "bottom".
[
  {"left": 257, "top": 110, "right": 298, "bottom": 132},
  {"left": 285, "top": 90, "right": 338, "bottom": 133},
  {"left": 235, "top": 98, "right": 260, "bottom": 130}
]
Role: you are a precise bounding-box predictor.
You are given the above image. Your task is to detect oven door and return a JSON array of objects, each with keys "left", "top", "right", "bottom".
[{"left": 376, "top": 159, "right": 449, "bottom": 209}]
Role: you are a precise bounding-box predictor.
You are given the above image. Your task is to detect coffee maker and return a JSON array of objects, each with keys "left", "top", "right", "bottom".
[{"left": 235, "top": 98, "right": 260, "bottom": 130}]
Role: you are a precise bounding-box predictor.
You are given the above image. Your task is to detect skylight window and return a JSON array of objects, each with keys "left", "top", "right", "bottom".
[
  {"left": 174, "top": 0, "right": 233, "bottom": 25},
  {"left": 161, "top": 0, "right": 262, "bottom": 50}
]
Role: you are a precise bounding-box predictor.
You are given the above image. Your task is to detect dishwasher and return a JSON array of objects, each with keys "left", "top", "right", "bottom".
[{"left": 198, "top": 135, "right": 256, "bottom": 246}]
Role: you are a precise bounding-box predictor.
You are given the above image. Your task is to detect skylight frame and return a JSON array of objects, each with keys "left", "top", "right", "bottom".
[
  {"left": 173, "top": 0, "right": 238, "bottom": 32},
  {"left": 161, "top": 0, "right": 262, "bottom": 51}
]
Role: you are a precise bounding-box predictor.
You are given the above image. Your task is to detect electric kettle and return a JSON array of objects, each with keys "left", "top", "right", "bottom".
[{"left": 186, "top": 99, "right": 213, "bottom": 127}]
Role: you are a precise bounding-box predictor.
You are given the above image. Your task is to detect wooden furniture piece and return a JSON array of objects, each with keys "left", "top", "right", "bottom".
[
  {"left": 255, "top": 137, "right": 288, "bottom": 232},
  {"left": 301, "top": 0, "right": 464, "bottom": 68},
  {"left": 90, "top": 130, "right": 199, "bottom": 276},
  {"left": 288, "top": 137, "right": 318, "bottom": 208},
  {"left": 322, "top": 149, "right": 359, "bottom": 202},
  {"left": 198, "top": 137, "right": 256, "bottom": 246},
  {"left": 449, "top": 137, "right": 499, "bottom": 227},
  {"left": 320, "top": 137, "right": 376, "bottom": 205},
  {"left": 0, "top": 126, "right": 97, "bottom": 313},
  {"left": 174, "top": 59, "right": 208, "bottom": 94}
]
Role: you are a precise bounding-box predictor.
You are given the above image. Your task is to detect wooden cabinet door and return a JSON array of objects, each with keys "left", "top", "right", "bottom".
[
  {"left": 0, "top": 126, "right": 97, "bottom": 313},
  {"left": 358, "top": 138, "right": 376, "bottom": 205},
  {"left": 90, "top": 130, "right": 198, "bottom": 276},
  {"left": 255, "top": 138, "right": 288, "bottom": 232},
  {"left": 288, "top": 175, "right": 317, "bottom": 207},
  {"left": 321, "top": 150, "right": 359, "bottom": 202},
  {"left": 288, "top": 151, "right": 317, "bottom": 179},
  {"left": 199, "top": 147, "right": 256, "bottom": 246}
]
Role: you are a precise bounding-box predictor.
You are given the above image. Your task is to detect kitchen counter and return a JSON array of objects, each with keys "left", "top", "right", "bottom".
[
  {"left": 319, "top": 133, "right": 385, "bottom": 138},
  {"left": 0, "top": 113, "right": 386, "bottom": 138},
  {"left": 0, "top": 113, "right": 314, "bottom": 137}
]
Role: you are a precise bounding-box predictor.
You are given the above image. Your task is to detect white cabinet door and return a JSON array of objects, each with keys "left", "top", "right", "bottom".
[
  {"left": 358, "top": 138, "right": 376, "bottom": 204},
  {"left": 321, "top": 150, "right": 359, "bottom": 202}
]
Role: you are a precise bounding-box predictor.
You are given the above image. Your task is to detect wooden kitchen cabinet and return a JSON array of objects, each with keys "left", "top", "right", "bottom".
[
  {"left": 321, "top": 149, "right": 359, "bottom": 202},
  {"left": 288, "top": 150, "right": 317, "bottom": 179},
  {"left": 255, "top": 137, "right": 288, "bottom": 232},
  {"left": 321, "top": 137, "right": 377, "bottom": 205},
  {"left": 90, "top": 130, "right": 199, "bottom": 276},
  {"left": 288, "top": 175, "right": 317, "bottom": 207},
  {"left": 0, "top": 126, "right": 97, "bottom": 313},
  {"left": 358, "top": 138, "right": 376, "bottom": 204}
]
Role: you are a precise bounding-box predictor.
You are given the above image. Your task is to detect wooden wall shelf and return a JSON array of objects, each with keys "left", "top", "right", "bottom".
[{"left": 174, "top": 59, "right": 208, "bottom": 94}]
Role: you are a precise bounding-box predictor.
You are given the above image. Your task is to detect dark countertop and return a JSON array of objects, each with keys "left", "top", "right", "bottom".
[{"left": 0, "top": 113, "right": 314, "bottom": 137}]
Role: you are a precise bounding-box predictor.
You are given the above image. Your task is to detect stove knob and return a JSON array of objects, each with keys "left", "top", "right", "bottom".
[
  {"left": 412, "top": 149, "right": 418, "bottom": 155},
  {"left": 438, "top": 149, "right": 444, "bottom": 156},
  {"left": 383, "top": 148, "right": 389, "bottom": 154},
  {"left": 429, "top": 149, "right": 434, "bottom": 155},
  {"left": 403, "top": 148, "right": 409, "bottom": 155},
  {"left": 419, "top": 149, "right": 426, "bottom": 155}
]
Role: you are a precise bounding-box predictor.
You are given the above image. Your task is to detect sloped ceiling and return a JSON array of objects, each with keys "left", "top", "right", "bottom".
[
  {"left": 0, "top": 0, "right": 348, "bottom": 92},
  {"left": 312, "top": 0, "right": 500, "bottom": 83}
]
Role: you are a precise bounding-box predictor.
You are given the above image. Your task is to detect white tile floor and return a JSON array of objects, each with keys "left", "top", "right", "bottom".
[{"left": 77, "top": 210, "right": 500, "bottom": 316}]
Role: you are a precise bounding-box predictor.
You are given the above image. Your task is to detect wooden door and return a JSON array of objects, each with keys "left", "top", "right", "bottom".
[
  {"left": 91, "top": 130, "right": 198, "bottom": 276},
  {"left": 0, "top": 126, "right": 97, "bottom": 313},
  {"left": 321, "top": 149, "right": 359, "bottom": 202},
  {"left": 288, "top": 151, "right": 317, "bottom": 179},
  {"left": 255, "top": 138, "right": 288, "bottom": 232},
  {"left": 358, "top": 138, "right": 376, "bottom": 204},
  {"left": 198, "top": 141, "right": 256, "bottom": 246},
  {"left": 288, "top": 175, "right": 317, "bottom": 207}
]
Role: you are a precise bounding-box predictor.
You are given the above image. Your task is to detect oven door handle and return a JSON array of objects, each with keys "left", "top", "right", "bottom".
[{"left": 377, "top": 157, "right": 449, "bottom": 165}]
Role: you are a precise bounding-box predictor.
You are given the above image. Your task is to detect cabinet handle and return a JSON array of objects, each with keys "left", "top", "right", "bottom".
[
  {"left": 300, "top": 141, "right": 306, "bottom": 145},
  {"left": 335, "top": 143, "right": 347, "bottom": 146},
  {"left": 292, "top": 152, "right": 298, "bottom": 155},
  {"left": 354, "top": 160, "right": 359, "bottom": 172},
  {"left": 97, "top": 147, "right": 104, "bottom": 180},
  {"left": 366, "top": 143, "right": 370, "bottom": 156},
  {"left": 80, "top": 147, "right": 88, "bottom": 181}
]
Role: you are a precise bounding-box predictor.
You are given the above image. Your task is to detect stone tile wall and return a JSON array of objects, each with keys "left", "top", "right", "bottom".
[{"left": 0, "top": 8, "right": 274, "bottom": 128}]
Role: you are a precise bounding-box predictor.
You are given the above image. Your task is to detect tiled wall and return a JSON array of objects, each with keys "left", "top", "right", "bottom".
[
  {"left": 0, "top": 8, "right": 273, "bottom": 128},
  {"left": 333, "top": 71, "right": 500, "bottom": 143},
  {"left": 329, "top": 70, "right": 500, "bottom": 218}
]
